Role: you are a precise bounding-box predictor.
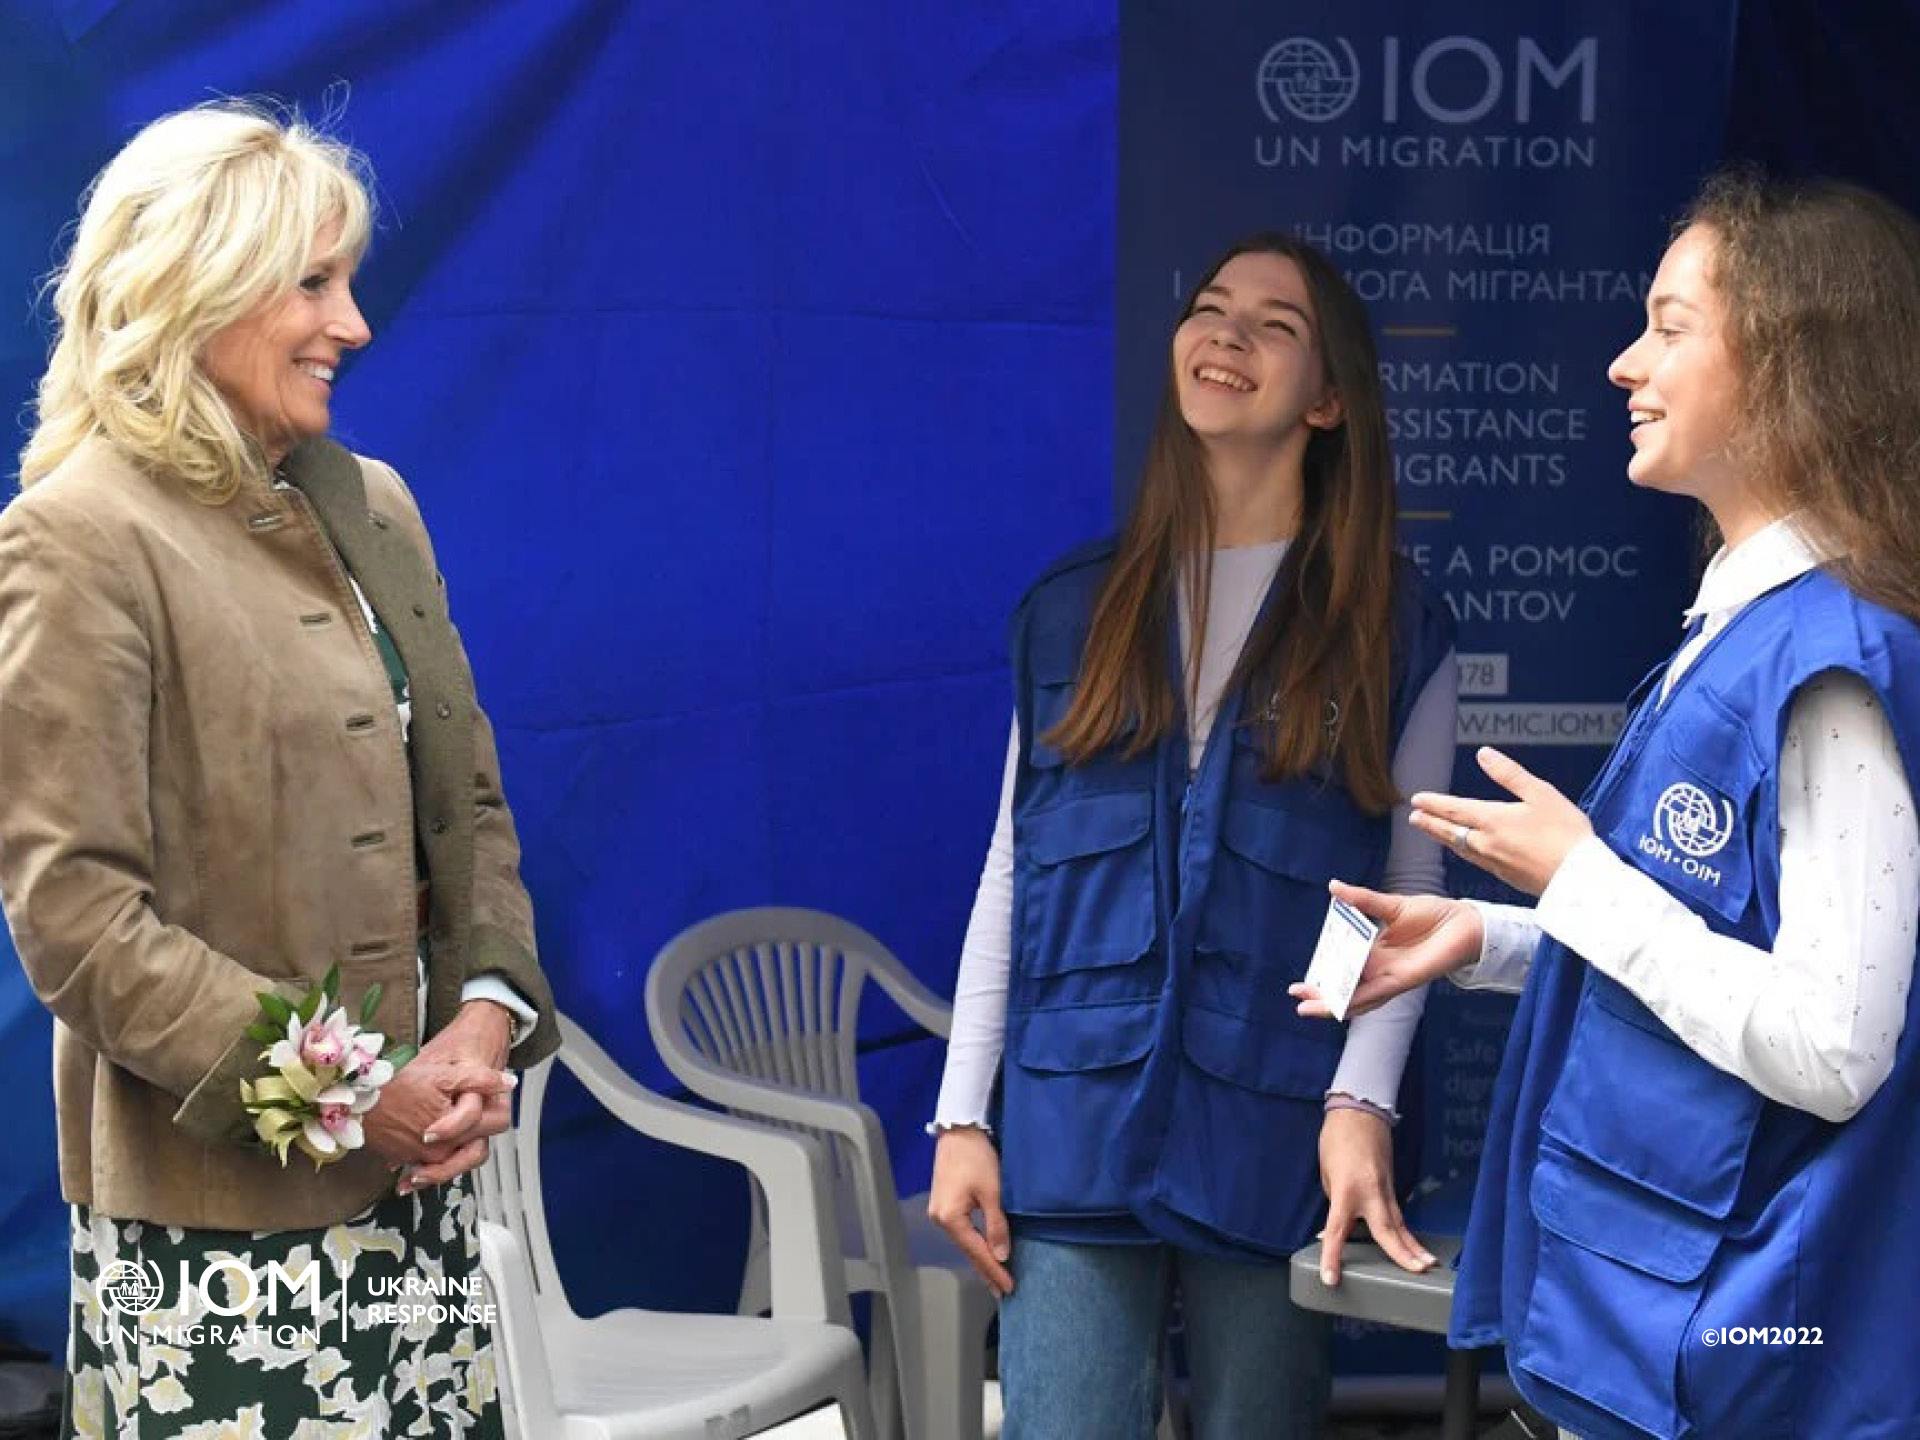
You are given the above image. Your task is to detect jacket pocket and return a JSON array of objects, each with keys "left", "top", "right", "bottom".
[
  {"left": 1196, "top": 795, "right": 1379, "bottom": 988},
  {"left": 1180, "top": 1001, "right": 1339, "bottom": 1098},
  {"left": 1604, "top": 700, "right": 1763, "bottom": 926},
  {"left": 1015, "top": 789, "right": 1155, "bottom": 978},
  {"left": 1540, "top": 976, "right": 1764, "bottom": 1220},
  {"left": 1516, "top": 1143, "right": 1718, "bottom": 1439},
  {"left": 1000, "top": 998, "right": 1158, "bottom": 1218}
]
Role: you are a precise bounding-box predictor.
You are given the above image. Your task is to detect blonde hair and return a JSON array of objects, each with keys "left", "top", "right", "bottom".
[{"left": 21, "top": 99, "right": 374, "bottom": 501}]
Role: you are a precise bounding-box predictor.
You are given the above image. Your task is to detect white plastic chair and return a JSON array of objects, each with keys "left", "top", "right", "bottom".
[
  {"left": 644, "top": 909, "right": 995, "bottom": 1440},
  {"left": 474, "top": 1013, "right": 878, "bottom": 1440}
]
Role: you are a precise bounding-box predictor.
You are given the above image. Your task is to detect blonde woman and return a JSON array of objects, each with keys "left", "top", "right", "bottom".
[{"left": 2, "top": 101, "right": 556, "bottom": 1435}]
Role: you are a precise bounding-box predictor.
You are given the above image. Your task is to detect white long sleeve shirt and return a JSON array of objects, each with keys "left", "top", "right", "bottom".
[
  {"left": 935, "top": 542, "right": 1459, "bottom": 1126},
  {"left": 1459, "top": 516, "right": 1919, "bottom": 1123}
]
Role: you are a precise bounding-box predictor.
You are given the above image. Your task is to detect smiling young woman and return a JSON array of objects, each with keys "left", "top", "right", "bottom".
[
  {"left": 1297, "top": 174, "right": 1920, "bottom": 1440},
  {"left": 926, "top": 233, "right": 1457, "bottom": 1440}
]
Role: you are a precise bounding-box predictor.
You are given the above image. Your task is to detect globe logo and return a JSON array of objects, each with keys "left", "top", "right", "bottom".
[
  {"left": 1653, "top": 782, "right": 1734, "bottom": 859},
  {"left": 1257, "top": 38, "right": 1361, "bottom": 125},
  {"left": 98, "top": 1260, "right": 165, "bottom": 1315}
]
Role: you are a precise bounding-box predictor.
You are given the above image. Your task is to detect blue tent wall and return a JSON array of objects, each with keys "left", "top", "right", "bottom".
[{"left": 0, "top": 0, "right": 1116, "bottom": 1347}]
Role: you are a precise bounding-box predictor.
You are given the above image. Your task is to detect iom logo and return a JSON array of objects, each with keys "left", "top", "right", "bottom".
[
  {"left": 97, "top": 1260, "right": 165, "bottom": 1315},
  {"left": 1257, "top": 38, "right": 1361, "bottom": 123},
  {"left": 1653, "top": 782, "right": 1734, "bottom": 859},
  {"left": 1254, "top": 35, "right": 1598, "bottom": 129}
]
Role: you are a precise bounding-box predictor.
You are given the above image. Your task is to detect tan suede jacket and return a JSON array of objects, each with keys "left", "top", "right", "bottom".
[{"left": 0, "top": 436, "right": 558, "bottom": 1229}]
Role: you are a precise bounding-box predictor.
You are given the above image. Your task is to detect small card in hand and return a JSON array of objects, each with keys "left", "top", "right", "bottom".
[{"left": 1301, "top": 894, "right": 1379, "bottom": 1022}]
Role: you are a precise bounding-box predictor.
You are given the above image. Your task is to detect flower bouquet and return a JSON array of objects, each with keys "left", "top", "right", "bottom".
[{"left": 239, "top": 964, "right": 418, "bottom": 1168}]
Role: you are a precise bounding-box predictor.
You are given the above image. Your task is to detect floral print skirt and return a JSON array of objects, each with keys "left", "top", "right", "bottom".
[{"left": 62, "top": 1178, "right": 505, "bottom": 1439}]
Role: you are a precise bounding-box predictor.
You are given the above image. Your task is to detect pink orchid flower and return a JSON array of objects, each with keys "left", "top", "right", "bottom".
[{"left": 303, "top": 1082, "right": 376, "bottom": 1154}]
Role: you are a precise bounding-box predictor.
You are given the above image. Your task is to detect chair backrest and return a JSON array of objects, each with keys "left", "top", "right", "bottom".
[
  {"left": 646, "top": 907, "right": 954, "bottom": 1188},
  {"left": 647, "top": 907, "right": 951, "bottom": 1102},
  {"left": 652, "top": 908, "right": 870, "bottom": 1104}
]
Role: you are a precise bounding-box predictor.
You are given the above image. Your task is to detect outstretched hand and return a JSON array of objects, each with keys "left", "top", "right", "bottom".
[
  {"left": 1407, "top": 746, "right": 1593, "bottom": 897},
  {"left": 1289, "top": 879, "right": 1484, "bottom": 1019}
]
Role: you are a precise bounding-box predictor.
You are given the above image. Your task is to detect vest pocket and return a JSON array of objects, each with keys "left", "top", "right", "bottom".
[
  {"left": 1016, "top": 789, "right": 1155, "bottom": 977},
  {"left": 1196, "top": 797, "right": 1379, "bottom": 984},
  {"left": 1001, "top": 998, "right": 1159, "bottom": 1217},
  {"left": 1219, "top": 795, "right": 1373, "bottom": 880},
  {"left": 1008, "top": 996, "right": 1158, "bottom": 1073},
  {"left": 1540, "top": 977, "right": 1764, "bottom": 1219},
  {"left": 1517, "top": 1142, "right": 1715, "bottom": 1439},
  {"left": 1026, "top": 682, "right": 1074, "bottom": 768},
  {"left": 1024, "top": 625, "right": 1084, "bottom": 768},
  {"left": 1531, "top": 1140, "right": 1720, "bottom": 1283},
  {"left": 1519, "top": 980, "right": 1765, "bottom": 1438},
  {"left": 1180, "top": 1002, "right": 1340, "bottom": 1097},
  {"left": 1604, "top": 716, "right": 1761, "bottom": 925},
  {"left": 1147, "top": 1003, "right": 1337, "bottom": 1253}
]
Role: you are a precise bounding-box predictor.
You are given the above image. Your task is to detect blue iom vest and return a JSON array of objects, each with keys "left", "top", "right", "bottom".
[
  {"left": 996, "top": 540, "right": 1452, "bottom": 1257},
  {"left": 1452, "top": 570, "right": 1920, "bottom": 1440}
]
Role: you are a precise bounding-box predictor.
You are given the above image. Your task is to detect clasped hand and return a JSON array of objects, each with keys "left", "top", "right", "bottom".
[{"left": 363, "top": 999, "right": 517, "bottom": 1192}]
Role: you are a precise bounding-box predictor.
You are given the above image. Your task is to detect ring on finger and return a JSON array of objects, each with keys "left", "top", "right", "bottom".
[{"left": 1450, "top": 822, "right": 1471, "bottom": 850}]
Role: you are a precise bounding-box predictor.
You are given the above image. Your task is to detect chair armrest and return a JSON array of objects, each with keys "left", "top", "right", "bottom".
[
  {"left": 650, "top": 1038, "right": 892, "bottom": 1157},
  {"left": 869, "top": 961, "right": 954, "bottom": 1039},
  {"left": 641, "top": 1033, "right": 927, "bottom": 1375},
  {"left": 555, "top": 1016, "right": 852, "bottom": 1326}
]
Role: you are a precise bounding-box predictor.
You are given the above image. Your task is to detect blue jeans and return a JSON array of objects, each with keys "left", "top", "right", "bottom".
[{"left": 998, "top": 1233, "right": 1331, "bottom": 1440}]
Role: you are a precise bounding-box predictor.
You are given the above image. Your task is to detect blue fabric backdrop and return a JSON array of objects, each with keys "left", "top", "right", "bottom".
[
  {"left": 4, "top": 0, "right": 1920, "bottom": 1370},
  {"left": 0, "top": 0, "right": 1116, "bottom": 1350}
]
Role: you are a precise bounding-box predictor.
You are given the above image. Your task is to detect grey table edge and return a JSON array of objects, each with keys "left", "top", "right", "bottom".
[{"left": 1290, "top": 1233, "right": 1491, "bottom": 1440}]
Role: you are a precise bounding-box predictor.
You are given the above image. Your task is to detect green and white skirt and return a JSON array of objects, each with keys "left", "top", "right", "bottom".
[{"left": 64, "top": 1178, "right": 505, "bottom": 1439}]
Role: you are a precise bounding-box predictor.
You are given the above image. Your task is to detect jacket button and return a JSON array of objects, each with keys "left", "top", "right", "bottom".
[
  {"left": 412, "top": 602, "right": 426, "bottom": 617},
  {"left": 431, "top": 818, "right": 449, "bottom": 835},
  {"left": 436, "top": 702, "right": 452, "bottom": 719}
]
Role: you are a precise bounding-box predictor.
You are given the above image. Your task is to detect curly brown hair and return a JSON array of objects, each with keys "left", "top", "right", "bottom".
[{"left": 1683, "top": 172, "right": 1920, "bottom": 621}]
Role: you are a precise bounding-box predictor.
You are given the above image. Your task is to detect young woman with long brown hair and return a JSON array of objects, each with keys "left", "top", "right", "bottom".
[
  {"left": 927, "top": 233, "right": 1457, "bottom": 1439},
  {"left": 1302, "top": 173, "right": 1920, "bottom": 1439}
]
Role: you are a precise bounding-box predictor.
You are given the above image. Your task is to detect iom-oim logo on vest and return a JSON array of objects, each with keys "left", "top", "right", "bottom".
[{"left": 1653, "top": 782, "right": 1734, "bottom": 858}]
